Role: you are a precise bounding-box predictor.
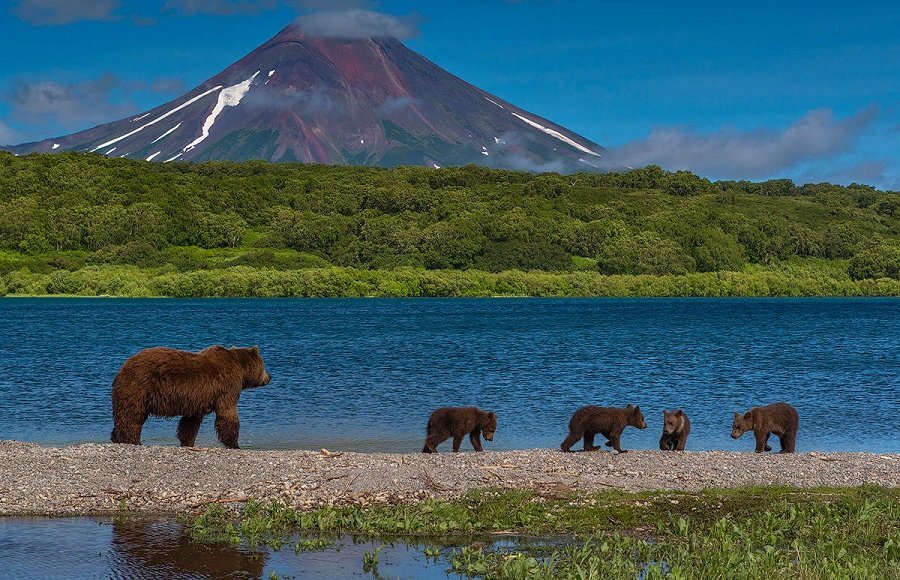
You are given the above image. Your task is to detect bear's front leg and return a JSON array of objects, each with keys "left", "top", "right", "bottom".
[
  {"left": 754, "top": 431, "right": 770, "bottom": 453},
  {"left": 608, "top": 432, "right": 625, "bottom": 453},
  {"left": 469, "top": 431, "right": 483, "bottom": 452},
  {"left": 215, "top": 408, "right": 241, "bottom": 449},
  {"left": 177, "top": 415, "right": 204, "bottom": 447},
  {"left": 659, "top": 433, "right": 672, "bottom": 451}
]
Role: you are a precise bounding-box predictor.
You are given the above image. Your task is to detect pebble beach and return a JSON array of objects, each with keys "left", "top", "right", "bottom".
[{"left": 1, "top": 441, "right": 897, "bottom": 516}]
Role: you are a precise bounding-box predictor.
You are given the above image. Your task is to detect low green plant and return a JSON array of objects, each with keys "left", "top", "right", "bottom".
[{"left": 187, "top": 486, "right": 899, "bottom": 579}]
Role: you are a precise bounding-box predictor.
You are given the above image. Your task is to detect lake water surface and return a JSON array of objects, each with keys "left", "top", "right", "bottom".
[{"left": 0, "top": 298, "right": 897, "bottom": 452}]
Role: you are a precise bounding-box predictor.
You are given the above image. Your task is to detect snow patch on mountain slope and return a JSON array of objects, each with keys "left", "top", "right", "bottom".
[
  {"left": 183, "top": 71, "right": 260, "bottom": 153},
  {"left": 510, "top": 112, "right": 602, "bottom": 157},
  {"left": 164, "top": 153, "right": 182, "bottom": 163},
  {"left": 132, "top": 112, "right": 151, "bottom": 122},
  {"left": 52, "top": 143, "right": 59, "bottom": 149},
  {"left": 106, "top": 147, "right": 116, "bottom": 155},
  {"left": 146, "top": 151, "right": 162, "bottom": 161},
  {"left": 152, "top": 122, "right": 182, "bottom": 144},
  {"left": 485, "top": 97, "right": 504, "bottom": 109},
  {"left": 91, "top": 85, "right": 223, "bottom": 152}
]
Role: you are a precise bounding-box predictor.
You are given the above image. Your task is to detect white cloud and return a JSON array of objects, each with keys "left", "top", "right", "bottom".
[
  {"left": 604, "top": 107, "right": 878, "bottom": 178},
  {"left": 296, "top": 9, "right": 420, "bottom": 39},
  {"left": 11, "top": 0, "right": 120, "bottom": 25}
]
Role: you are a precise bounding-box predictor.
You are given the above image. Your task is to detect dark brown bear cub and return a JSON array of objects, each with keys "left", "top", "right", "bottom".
[
  {"left": 560, "top": 404, "right": 646, "bottom": 453},
  {"left": 731, "top": 402, "right": 799, "bottom": 453},
  {"left": 421, "top": 407, "right": 497, "bottom": 453},
  {"left": 659, "top": 409, "right": 690, "bottom": 451},
  {"left": 111, "top": 345, "right": 271, "bottom": 449}
]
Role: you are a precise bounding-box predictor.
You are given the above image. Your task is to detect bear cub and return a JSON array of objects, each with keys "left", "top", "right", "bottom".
[
  {"left": 659, "top": 409, "right": 691, "bottom": 451},
  {"left": 421, "top": 407, "right": 497, "bottom": 453},
  {"left": 560, "top": 404, "right": 646, "bottom": 453},
  {"left": 111, "top": 345, "right": 271, "bottom": 449},
  {"left": 731, "top": 402, "right": 799, "bottom": 453}
]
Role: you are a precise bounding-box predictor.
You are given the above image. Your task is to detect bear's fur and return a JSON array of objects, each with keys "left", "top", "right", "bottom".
[
  {"left": 560, "top": 404, "right": 646, "bottom": 453},
  {"left": 421, "top": 407, "right": 497, "bottom": 453},
  {"left": 659, "top": 409, "right": 691, "bottom": 451},
  {"left": 731, "top": 402, "right": 799, "bottom": 453},
  {"left": 110, "top": 345, "right": 271, "bottom": 449}
]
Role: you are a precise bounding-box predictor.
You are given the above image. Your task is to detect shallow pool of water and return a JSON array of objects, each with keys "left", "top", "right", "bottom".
[{"left": 0, "top": 516, "right": 545, "bottom": 579}]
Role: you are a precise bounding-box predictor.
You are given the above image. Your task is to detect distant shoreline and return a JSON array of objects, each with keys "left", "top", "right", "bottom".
[
  {"left": 3, "top": 265, "right": 899, "bottom": 299},
  {"left": 2, "top": 441, "right": 897, "bottom": 517}
]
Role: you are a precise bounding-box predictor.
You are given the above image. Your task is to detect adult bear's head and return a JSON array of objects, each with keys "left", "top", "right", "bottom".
[{"left": 232, "top": 346, "right": 271, "bottom": 389}]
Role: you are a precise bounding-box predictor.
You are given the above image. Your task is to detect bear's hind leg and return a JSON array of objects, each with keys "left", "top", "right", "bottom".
[
  {"left": 423, "top": 432, "right": 448, "bottom": 453},
  {"left": 451, "top": 434, "right": 464, "bottom": 452},
  {"left": 560, "top": 430, "right": 582, "bottom": 452},
  {"left": 214, "top": 408, "right": 241, "bottom": 449},
  {"left": 112, "top": 422, "right": 143, "bottom": 445},
  {"left": 177, "top": 415, "right": 204, "bottom": 447}
]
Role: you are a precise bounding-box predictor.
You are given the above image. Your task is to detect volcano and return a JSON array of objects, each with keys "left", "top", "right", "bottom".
[{"left": 7, "top": 23, "right": 604, "bottom": 171}]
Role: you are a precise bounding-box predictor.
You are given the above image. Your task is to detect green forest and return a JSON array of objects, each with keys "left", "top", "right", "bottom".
[{"left": 0, "top": 151, "right": 898, "bottom": 297}]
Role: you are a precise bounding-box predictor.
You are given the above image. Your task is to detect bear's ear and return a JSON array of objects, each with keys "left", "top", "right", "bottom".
[
  {"left": 634, "top": 405, "right": 641, "bottom": 413},
  {"left": 487, "top": 411, "right": 496, "bottom": 419},
  {"left": 675, "top": 410, "right": 683, "bottom": 417},
  {"left": 251, "top": 345, "right": 259, "bottom": 354},
  {"left": 626, "top": 404, "right": 634, "bottom": 409},
  {"left": 743, "top": 412, "right": 752, "bottom": 420},
  {"left": 733, "top": 412, "right": 740, "bottom": 418}
]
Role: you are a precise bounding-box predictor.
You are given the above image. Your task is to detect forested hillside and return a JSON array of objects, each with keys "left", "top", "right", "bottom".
[{"left": 1, "top": 152, "right": 897, "bottom": 297}]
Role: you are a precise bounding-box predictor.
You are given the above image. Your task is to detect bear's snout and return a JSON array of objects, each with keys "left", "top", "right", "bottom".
[
  {"left": 484, "top": 431, "right": 494, "bottom": 441},
  {"left": 262, "top": 372, "right": 271, "bottom": 385}
]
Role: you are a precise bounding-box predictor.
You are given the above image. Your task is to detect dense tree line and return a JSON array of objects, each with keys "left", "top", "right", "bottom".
[{"left": 0, "top": 152, "right": 897, "bottom": 288}]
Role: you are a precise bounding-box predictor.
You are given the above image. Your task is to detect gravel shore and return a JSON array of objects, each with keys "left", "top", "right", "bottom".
[{"left": 1, "top": 441, "right": 897, "bottom": 516}]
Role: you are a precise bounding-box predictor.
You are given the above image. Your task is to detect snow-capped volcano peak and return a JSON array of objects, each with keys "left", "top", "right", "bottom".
[{"left": 7, "top": 24, "right": 603, "bottom": 170}]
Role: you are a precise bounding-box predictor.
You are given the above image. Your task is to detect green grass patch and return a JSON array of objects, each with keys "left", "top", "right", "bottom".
[{"left": 188, "top": 486, "right": 900, "bottom": 578}]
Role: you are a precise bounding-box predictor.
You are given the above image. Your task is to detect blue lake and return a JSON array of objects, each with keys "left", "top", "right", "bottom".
[{"left": 0, "top": 298, "right": 897, "bottom": 453}]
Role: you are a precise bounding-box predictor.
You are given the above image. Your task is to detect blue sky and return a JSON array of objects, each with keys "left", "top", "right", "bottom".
[{"left": 1, "top": 0, "right": 897, "bottom": 188}]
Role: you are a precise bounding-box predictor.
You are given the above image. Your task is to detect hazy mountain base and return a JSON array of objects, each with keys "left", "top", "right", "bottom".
[{"left": 2, "top": 262, "right": 898, "bottom": 298}]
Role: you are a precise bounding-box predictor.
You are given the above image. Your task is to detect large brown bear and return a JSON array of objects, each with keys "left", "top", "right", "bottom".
[
  {"left": 560, "top": 404, "right": 646, "bottom": 453},
  {"left": 659, "top": 409, "right": 691, "bottom": 451},
  {"left": 421, "top": 407, "right": 497, "bottom": 453},
  {"left": 731, "top": 402, "right": 799, "bottom": 453},
  {"left": 110, "top": 345, "right": 271, "bottom": 449}
]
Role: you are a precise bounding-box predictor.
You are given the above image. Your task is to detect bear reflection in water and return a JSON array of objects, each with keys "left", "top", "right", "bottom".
[{"left": 109, "top": 518, "right": 266, "bottom": 579}]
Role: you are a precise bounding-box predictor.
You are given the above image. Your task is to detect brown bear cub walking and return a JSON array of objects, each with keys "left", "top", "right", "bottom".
[
  {"left": 731, "top": 402, "right": 799, "bottom": 453},
  {"left": 560, "top": 404, "right": 646, "bottom": 453},
  {"left": 659, "top": 409, "right": 691, "bottom": 451},
  {"left": 111, "top": 345, "right": 271, "bottom": 449},
  {"left": 421, "top": 407, "right": 497, "bottom": 453}
]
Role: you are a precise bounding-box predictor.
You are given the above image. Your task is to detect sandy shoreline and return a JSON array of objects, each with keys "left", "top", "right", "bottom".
[{"left": 1, "top": 441, "right": 897, "bottom": 516}]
